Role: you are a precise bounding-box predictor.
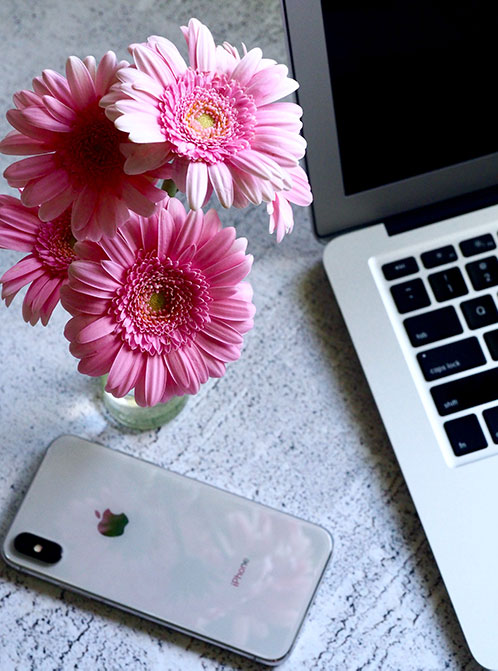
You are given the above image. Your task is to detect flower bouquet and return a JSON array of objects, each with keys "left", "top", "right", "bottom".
[{"left": 0, "top": 18, "right": 312, "bottom": 426}]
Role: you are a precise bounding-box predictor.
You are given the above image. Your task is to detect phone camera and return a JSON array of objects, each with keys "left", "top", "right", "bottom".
[{"left": 14, "top": 532, "right": 62, "bottom": 564}]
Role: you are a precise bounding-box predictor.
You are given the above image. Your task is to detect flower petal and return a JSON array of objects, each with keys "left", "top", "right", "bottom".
[
  {"left": 66, "top": 56, "right": 97, "bottom": 110},
  {"left": 186, "top": 161, "right": 208, "bottom": 210},
  {"left": 208, "top": 162, "right": 234, "bottom": 208}
]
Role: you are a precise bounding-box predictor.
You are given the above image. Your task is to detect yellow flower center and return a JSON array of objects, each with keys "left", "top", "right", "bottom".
[
  {"left": 149, "top": 292, "right": 167, "bottom": 311},
  {"left": 197, "top": 112, "right": 215, "bottom": 129}
]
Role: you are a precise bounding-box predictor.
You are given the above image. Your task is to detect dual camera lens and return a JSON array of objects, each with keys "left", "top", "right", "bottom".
[{"left": 14, "top": 532, "right": 62, "bottom": 564}]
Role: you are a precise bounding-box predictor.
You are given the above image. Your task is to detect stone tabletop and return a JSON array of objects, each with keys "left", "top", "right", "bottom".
[{"left": 0, "top": 1, "right": 483, "bottom": 669}]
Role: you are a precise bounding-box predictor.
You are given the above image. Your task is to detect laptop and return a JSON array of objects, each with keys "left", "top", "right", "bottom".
[{"left": 282, "top": 2, "right": 498, "bottom": 669}]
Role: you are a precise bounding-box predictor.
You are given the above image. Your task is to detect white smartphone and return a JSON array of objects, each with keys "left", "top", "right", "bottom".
[{"left": 2, "top": 435, "right": 332, "bottom": 665}]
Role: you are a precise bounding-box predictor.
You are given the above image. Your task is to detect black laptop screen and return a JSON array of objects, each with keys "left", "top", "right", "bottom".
[{"left": 322, "top": 3, "right": 498, "bottom": 196}]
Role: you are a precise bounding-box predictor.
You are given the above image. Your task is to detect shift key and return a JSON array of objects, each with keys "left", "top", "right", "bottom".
[
  {"left": 431, "top": 367, "right": 498, "bottom": 416},
  {"left": 404, "top": 306, "right": 463, "bottom": 347}
]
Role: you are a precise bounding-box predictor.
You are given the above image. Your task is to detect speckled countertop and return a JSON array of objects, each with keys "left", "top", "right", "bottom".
[{"left": 0, "top": 1, "right": 483, "bottom": 670}]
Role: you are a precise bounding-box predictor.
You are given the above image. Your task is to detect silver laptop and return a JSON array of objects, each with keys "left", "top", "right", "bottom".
[{"left": 283, "top": 2, "right": 498, "bottom": 669}]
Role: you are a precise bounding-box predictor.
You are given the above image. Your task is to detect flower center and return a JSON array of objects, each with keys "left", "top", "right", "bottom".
[
  {"left": 57, "top": 102, "right": 125, "bottom": 188},
  {"left": 34, "top": 209, "right": 77, "bottom": 276},
  {"left": 159, "top": 70, "right": 257, "bottom": 164},
  {"left": 112, "top": 252, "right": 212, "bottom": 355},
  {"left": 196, "top": 112, "right": 215, "bottom": 129}
]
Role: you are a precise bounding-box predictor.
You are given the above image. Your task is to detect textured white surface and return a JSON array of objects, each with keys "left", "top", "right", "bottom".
[{"left": 0, "top": 1, "right": 483, "bottom": 669}]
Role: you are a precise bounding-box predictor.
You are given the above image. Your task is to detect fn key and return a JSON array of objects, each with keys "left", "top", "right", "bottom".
[{"left": 444, "top": 414, "right": 487, "bottom": 456}]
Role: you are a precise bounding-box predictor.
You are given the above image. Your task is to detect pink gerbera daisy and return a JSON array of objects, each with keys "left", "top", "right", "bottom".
[
  {"left": 61, "top": 198, "right": 255, "bottom": 407},
  {"left": 102, "top": 18, "right": 312, "bottom": 240},
  {"left": 0, "top": 195, "right": 76, "bottom": 325},
  {"left": 0, "top": 52, "right": 167, "bottom": 241}
]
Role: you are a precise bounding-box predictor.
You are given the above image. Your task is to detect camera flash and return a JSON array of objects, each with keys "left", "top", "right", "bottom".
[{"left": 33, "top": 544, "right": 43, "bottom": 553}]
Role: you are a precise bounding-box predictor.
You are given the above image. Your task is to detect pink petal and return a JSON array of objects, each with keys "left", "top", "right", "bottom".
[
  {"left": 165, "top": 349, "right": 191, "bottom": 390},
  {"left": 182, "top": 18, "right": 214, "bottom": 71},
  {"left": 145, "top": 354, "right": 167, "bottom": 406},
  {"left": 77, "top": 336, "right": 122, "bottom": 377},
  {"left": 1, "top": 257, "right": 45, "bottom": 299},
  {"left": 23, "top": 275, "right": 61, "bottom": 325},
  {"left": 92, "top": 193, "right": 131, "bottom": 239},
  {"left": 132, "top": 44, "right": 175, "bottom": 88},
  {"left": 115, "top": 68, "right": 165, "bottom": 99},
  {"left": 41, "top": 69, "right": 73, "bottom": 107},
  {"left": 283, "top": 165, "right": 313, "bottom": 207},
  {"left": 123, "top": 142, "right": 170, "bottom": 175},
  {"left": 231, "top": 48, "right": 263, "bottom": 87},
  {"left": 0, "top": 130, "right": 50, "bottom": 156},
  {"left": 230, "top": 169, "right": 264, "bottom": 205},
  {"left": 77, "top": 315, "right": 116, "bottom": 344},
  {"left": 21, "top": 169, "right": 70, "bottom": 208},
  {"left": 114, "top": 112, "right": 165, "bottom": 143},
  {"left": 245, "top": 65, "right": 299, "bottom": 106},
  {"left": 121, "top": 181, "right": 158, "bottom": 218},
  {"left": 149, "top": 35, "right": 187, "bottom": 77},
  {"left": 4, "top": 154, "right": 58, "bottom": 184},
  {"left": 186, "top": 161, "right": 208, "bottom": 210},
  {"left": 208, "top": 162, "right": 234, "bottom": 208},
  {"left": 195, "top": 208, "right": 222, "bottom": 247},
  {"left": 61, "top": 286, "right": 105, "bottom": 315},
  {"left": 205, "top": 254, "right": 253, "bottom": 287},
  {"left": 38, "top": 186, "right": 75, "bottom": 222},
  {"left": 6, "top": 109, "right": 56, "bottom": 142},
  {"left": 194, "top": 226, "right": 236, "bottom": 267},
  {"left": 99, "top": 231, "right": 137, "bottom": 268},
  {"left": 70, "top": 187, "right": 98, "bottom": 237},
  {"left": 42, "top": 95, "right": 77, "bottom": 124},
  {"left": 268, "top": 192, "right": 294, "bottom": 242},
  {"left": 65, "top": 56, "right": 97, "bottom": 110},
  {"left": 252, "top": 130, "right": 306, "bottom": 161},
  {"left": 95, "top": 51, "right": 120, "bottom": 97},
  {"left": 202, "top": 319, "right": 244, "bottom": 346},
  {"left": 68, "top": 260, "right": 120, "bottom": 293},
  {"left": 195, "top": 332, "right": 241, "bottom": 362},
  {"left": 207, "top": 297, "right": 256, "bottom": 321},
  {"left": 194, "top": 21, "right": 217, "bottom": 72},
  {"left": 106, "top": 345, "right": 144, "bottom": 398},
  {"left": 21, "top": 107, "right": 73, "bottom": 133}
]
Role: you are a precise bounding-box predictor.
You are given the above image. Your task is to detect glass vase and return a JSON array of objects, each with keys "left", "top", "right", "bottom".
[{"left": 100, "top": 377, "right": 187, "bottom": 430}]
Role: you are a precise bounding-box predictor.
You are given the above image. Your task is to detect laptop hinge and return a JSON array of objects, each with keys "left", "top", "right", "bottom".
[{"left": 384, "top": 184, "right": 498, "bottom": 236}]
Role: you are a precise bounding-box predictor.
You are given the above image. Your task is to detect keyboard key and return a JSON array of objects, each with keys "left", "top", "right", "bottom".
[
  {"left": 484, "top": 329, "right": 498, "bottom": 360},
  {"left": 404, "top": 306, "right": 463, "bottom": 347},
  {"left": 460, "top": 295, "right": 498, "bottom": 329},
  {"left": 382, "top": 257, "right": 418, "bottom": 280},
  {"left": 460, "top": 233, "right": 496, "bottom": 257},
  {"left": 428, "top": 267, "right": 468, "bottom": 302},
  {"left": 483, "top": 407, "right": 498, "bottom": 444},
  {"left": 390, "top": 278, "right": 430, "bottom": 314},
  {"left": 421, "top": 245, "right": 457, "bottom": 269},
  {"left": 465, "top": 256, "right": 498, "bottom": 290},
  {"left": 417, "top": 337, "right": 485, "bottom": 381},
  {"left": 430, "top": 367, "right": 498, "bottom": 416},
  {"left": 444, "top": 414, "right": 487, "bottom": 456}
]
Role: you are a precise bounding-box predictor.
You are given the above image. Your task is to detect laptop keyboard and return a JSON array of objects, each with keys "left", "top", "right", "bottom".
[{"left": 375, "top": 230, "right": 498, "bottom": 465}]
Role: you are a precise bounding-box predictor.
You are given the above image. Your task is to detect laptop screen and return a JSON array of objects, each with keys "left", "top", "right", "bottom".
[
  {"left": 283, "top": 1, "right": 498, "bottom": 238},
  {"left": 322, "top": 4, "right": 498, "bottom": 196}
]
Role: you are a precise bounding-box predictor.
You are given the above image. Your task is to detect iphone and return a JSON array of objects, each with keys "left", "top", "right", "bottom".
[{"left": 2, "top": 435, "right": 332, "bottom": 665}]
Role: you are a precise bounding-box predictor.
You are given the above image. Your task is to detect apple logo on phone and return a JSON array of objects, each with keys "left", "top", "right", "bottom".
[{"left": 95, "top": 509, "right": 129, "bottom": 537}]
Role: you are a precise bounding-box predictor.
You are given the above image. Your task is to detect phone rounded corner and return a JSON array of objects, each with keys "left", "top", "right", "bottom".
[
  {"left": 254, "top": 637, "right": 299, "bottom": 666},
  {"left": 312, "top": 521, "right": 335, "bottom": 560},
  {"left": 1, "top": 537, "right": 18, "bottom": 570}
]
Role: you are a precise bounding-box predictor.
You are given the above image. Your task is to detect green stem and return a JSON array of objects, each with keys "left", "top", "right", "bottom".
[{"left": 161, "top": 179, "right": 178, "bottom": 197}]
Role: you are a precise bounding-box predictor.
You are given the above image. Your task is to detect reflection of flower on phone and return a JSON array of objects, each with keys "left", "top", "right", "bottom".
[{"left": 45, "top": 455, "right": 321, "bottom": 648}]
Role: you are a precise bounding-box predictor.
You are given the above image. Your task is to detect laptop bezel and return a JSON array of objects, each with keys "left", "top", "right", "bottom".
[{"left": 282, "top": 0, "right": 498, "bottom": 240}]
